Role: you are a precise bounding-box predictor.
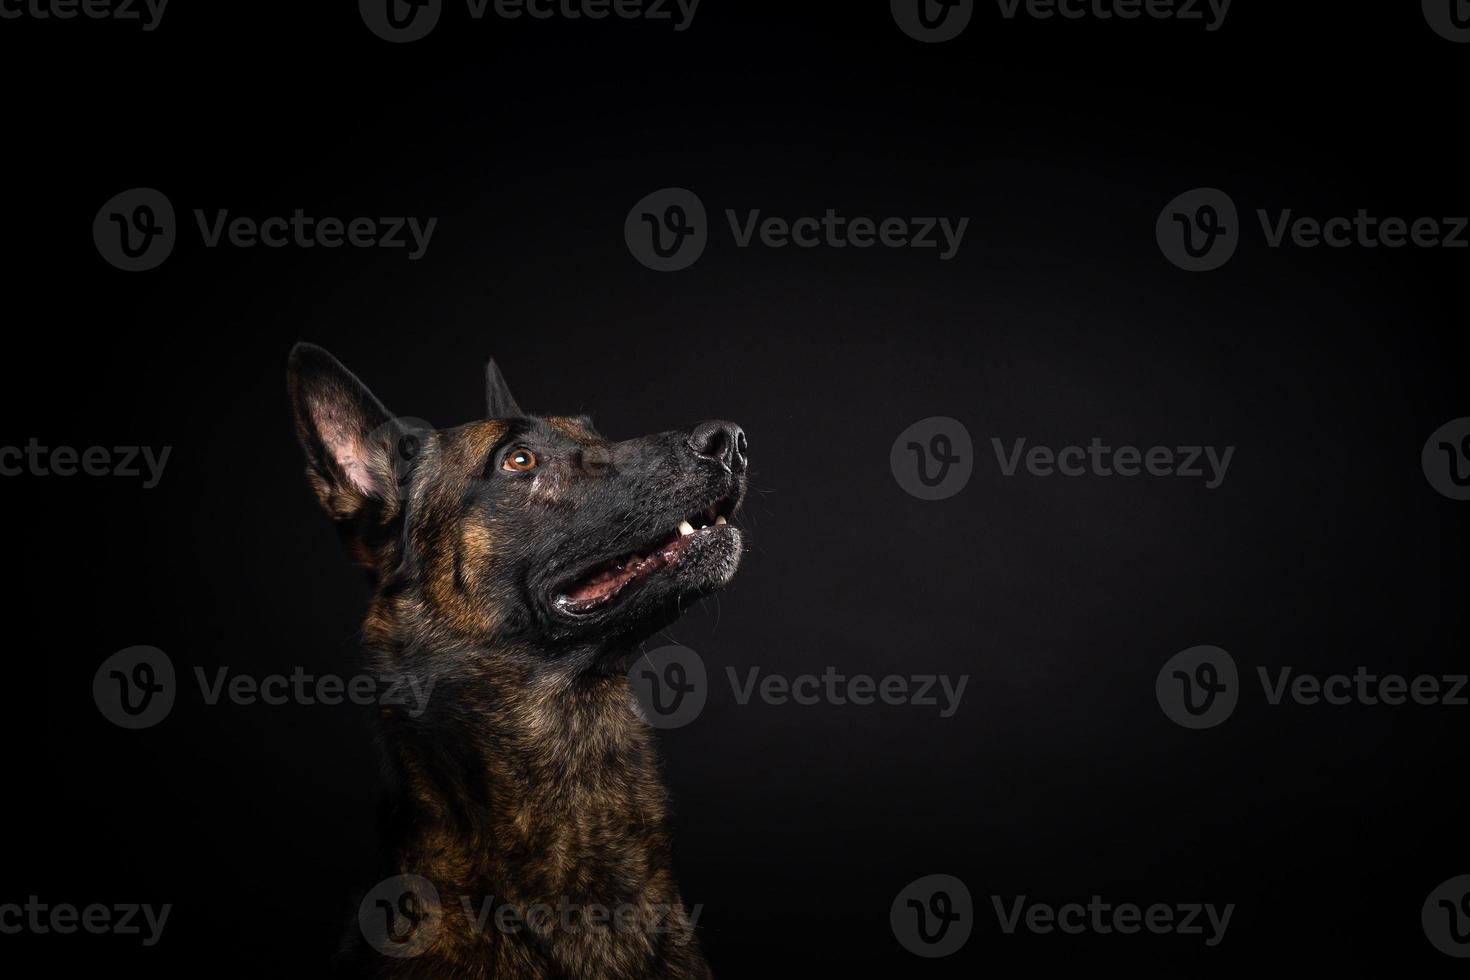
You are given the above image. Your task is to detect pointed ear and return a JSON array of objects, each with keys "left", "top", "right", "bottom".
[
  {"left": 485, "top": 357, "right": 522, "bottom": 419},
  {"left": 287, "top": 343, "right": 400, "bottom": 521}
]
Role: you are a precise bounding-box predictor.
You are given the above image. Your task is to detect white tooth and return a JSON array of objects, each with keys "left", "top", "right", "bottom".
[
  {"left": 678, "top": 520, "right": 695, "bottom": 537},
  {"left": 714, "top": 515, "right": 727, "bottom": 525}
]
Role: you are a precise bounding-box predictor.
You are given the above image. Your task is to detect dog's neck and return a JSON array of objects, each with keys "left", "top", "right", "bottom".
[{"left": 363, "top": 625, "right": 709, "bottom": 978}]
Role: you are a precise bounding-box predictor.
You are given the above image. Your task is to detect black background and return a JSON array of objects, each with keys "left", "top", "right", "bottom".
[{"left": 10, "top": 0, "right": 1469, "bottom": 975}]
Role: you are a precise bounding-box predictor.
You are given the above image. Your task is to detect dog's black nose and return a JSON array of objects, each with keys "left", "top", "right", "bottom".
[{"left": 687, "top": 420, "right": 747, "bottom": 474}]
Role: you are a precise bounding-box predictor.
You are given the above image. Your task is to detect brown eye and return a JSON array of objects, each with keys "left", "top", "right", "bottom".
[{"left": 503, "top": 448, "right": 538, "bottom": 472}]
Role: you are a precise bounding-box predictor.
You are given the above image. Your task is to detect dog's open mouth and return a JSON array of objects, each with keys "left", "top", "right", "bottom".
[{"left": 553, "top": 498, "right": 736, "bottom": 615}]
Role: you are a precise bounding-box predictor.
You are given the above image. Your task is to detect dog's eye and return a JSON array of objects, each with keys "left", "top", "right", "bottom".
[{"left": 503, "top": 448, "right": 538, "bottom": 472}]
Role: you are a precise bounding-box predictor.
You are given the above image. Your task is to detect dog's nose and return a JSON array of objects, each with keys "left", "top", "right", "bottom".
[{"left": 687, "top": 420, "right": 747, "bottom": 474}]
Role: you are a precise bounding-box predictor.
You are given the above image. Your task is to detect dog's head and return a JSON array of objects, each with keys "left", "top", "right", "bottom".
[{"left": 287, "top": 343, "right": 746, "bottom": 658}]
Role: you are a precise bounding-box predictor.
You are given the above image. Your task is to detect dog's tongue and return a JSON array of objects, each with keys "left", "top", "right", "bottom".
[
  {"left": 566, "top": 561, "right": 642, "bottom": 604},
  {"left": 563, "top": 534, "right": 689, "bottom": 607}
]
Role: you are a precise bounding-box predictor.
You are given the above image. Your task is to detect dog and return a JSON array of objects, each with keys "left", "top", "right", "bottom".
[{"left": 286, "top": 344, "right": 747, "bottom": 978}]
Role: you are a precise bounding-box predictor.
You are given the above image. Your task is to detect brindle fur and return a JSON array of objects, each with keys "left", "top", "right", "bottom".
[{"left": 287, "top": 344, "right": 747, "bottom": 979}]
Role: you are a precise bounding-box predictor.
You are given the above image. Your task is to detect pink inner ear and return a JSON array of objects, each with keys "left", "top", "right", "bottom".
[{"left": 317, "top": 403, "right": 380, "bottom": 498}]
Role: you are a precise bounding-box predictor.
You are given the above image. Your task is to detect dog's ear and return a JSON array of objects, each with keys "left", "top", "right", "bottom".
[
  {"left": 287, "top": 343, "right": 401, "bottom": 522},
  {"left": 485, "top": 357, "right": 522, "bottom": 419}
]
